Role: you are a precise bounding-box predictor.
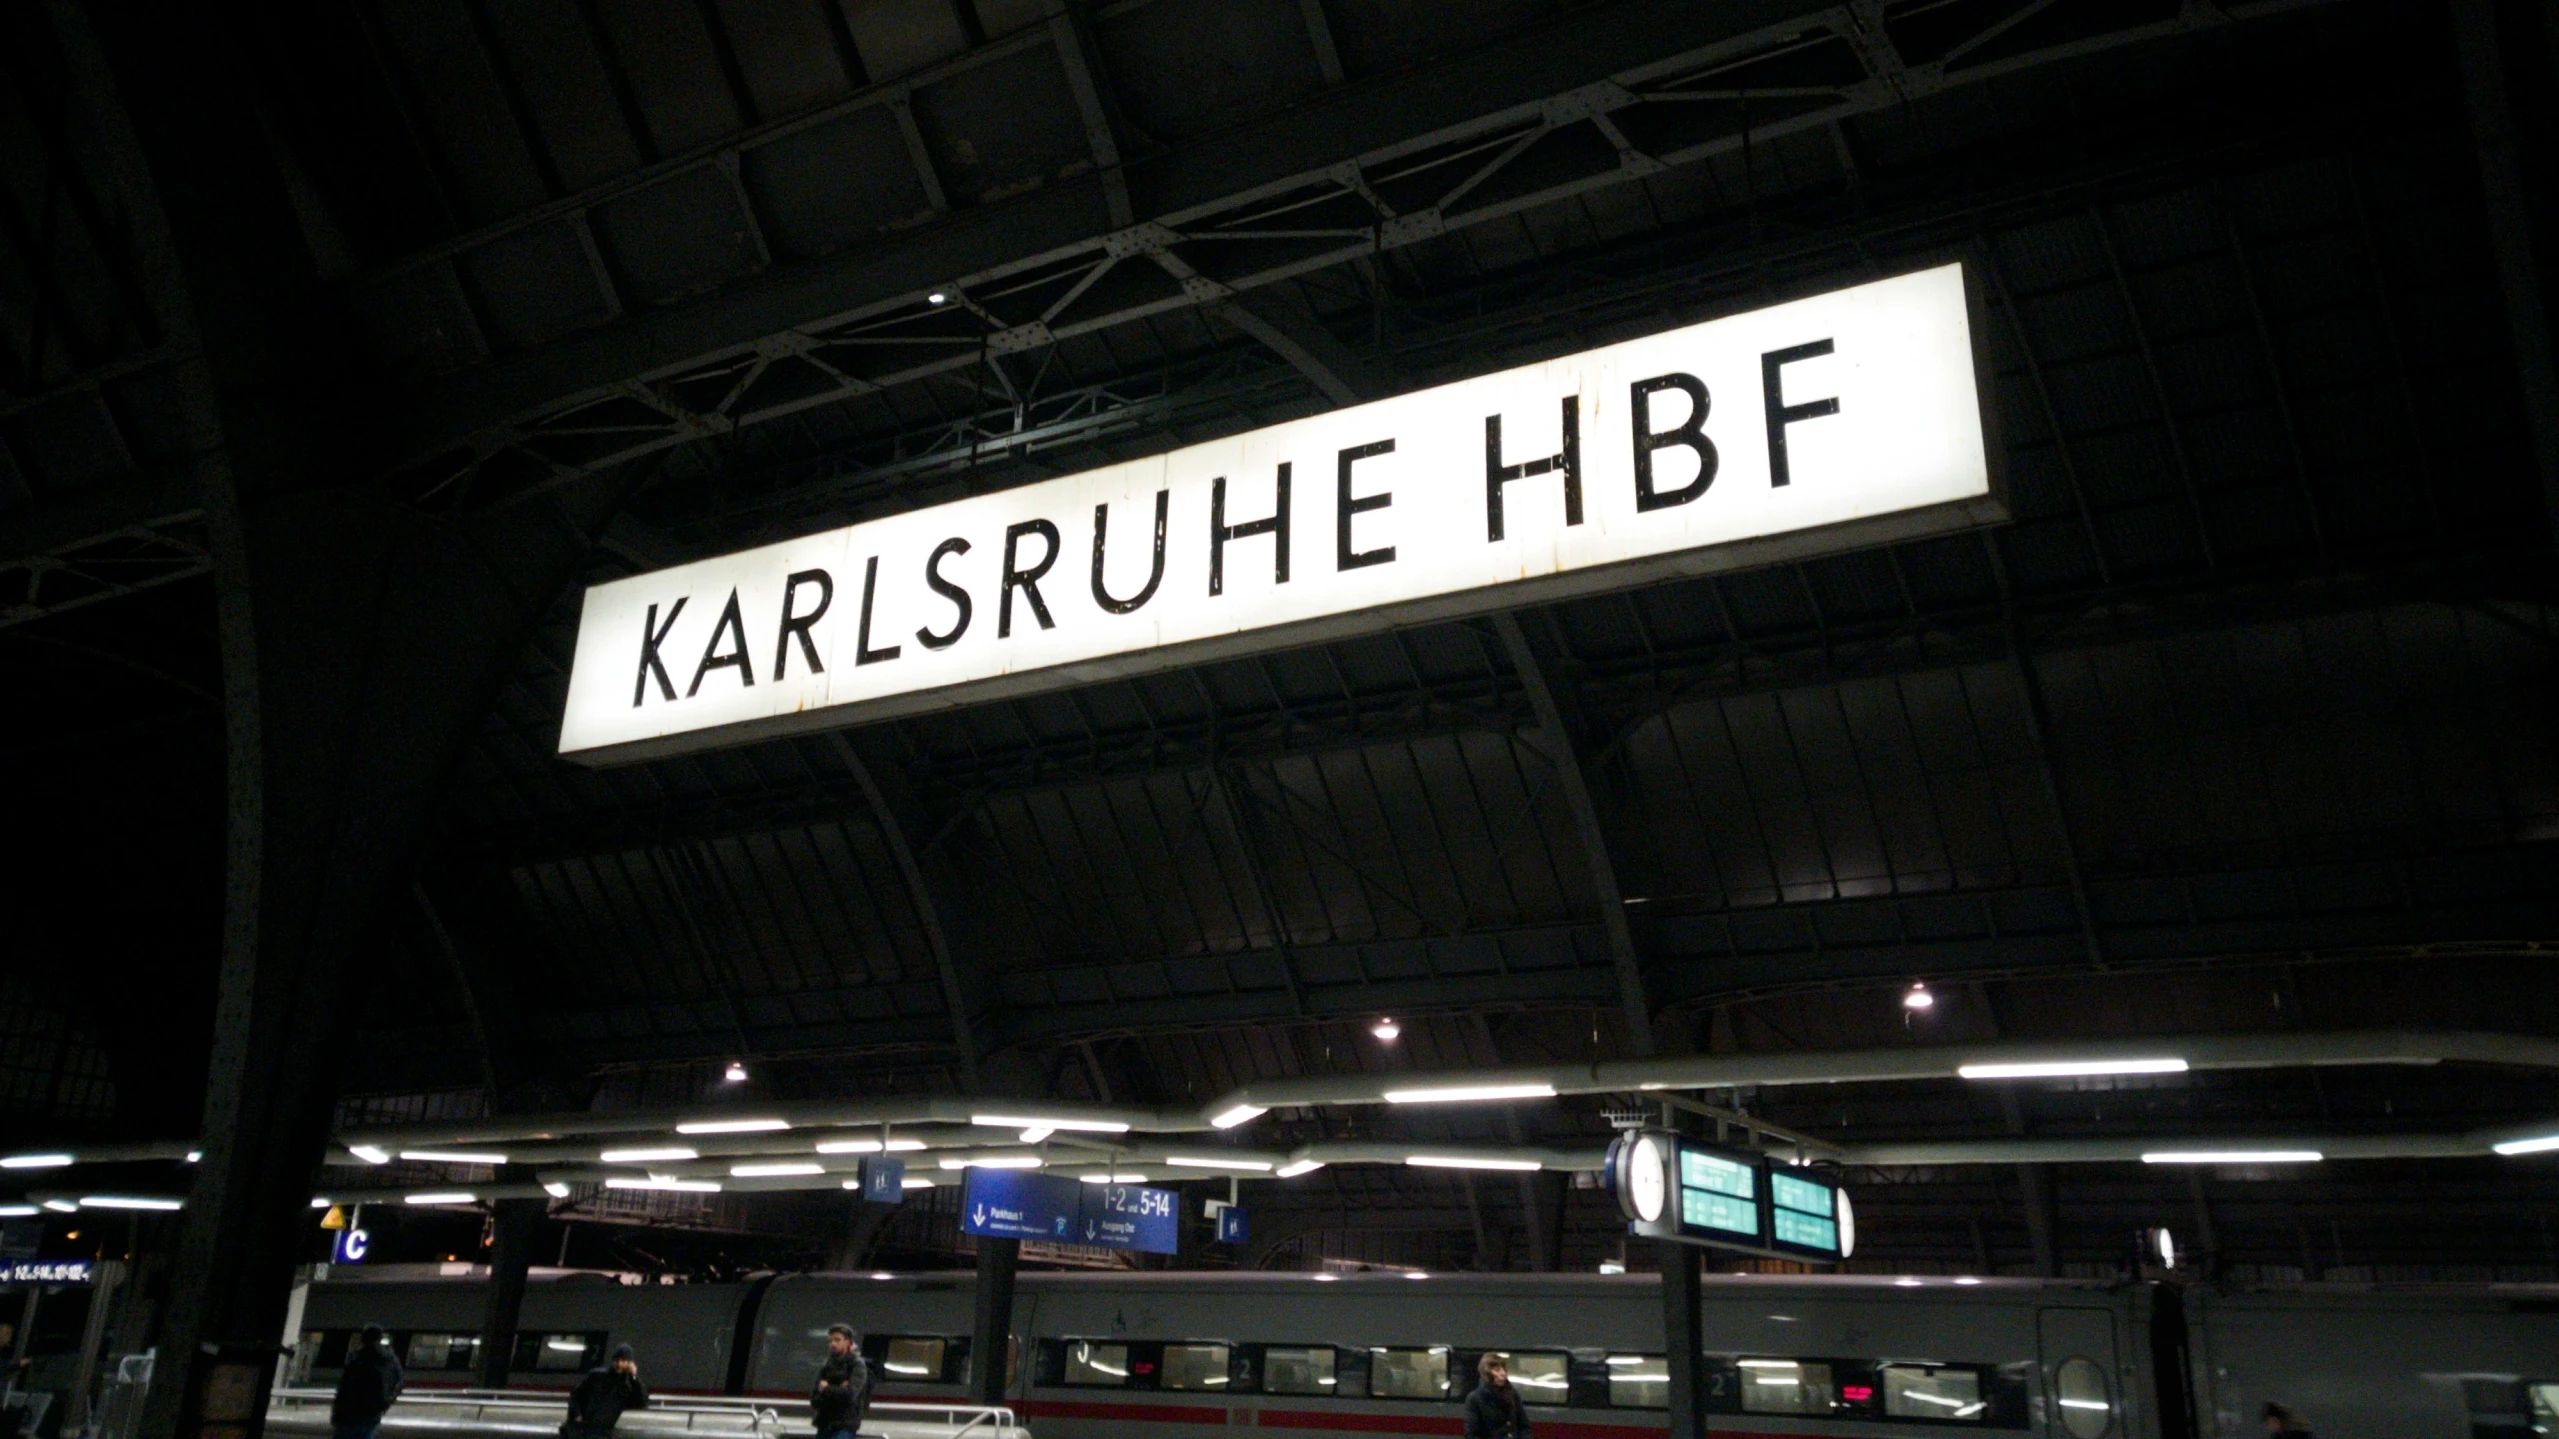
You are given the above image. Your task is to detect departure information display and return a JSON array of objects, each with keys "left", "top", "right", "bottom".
[
  {"left": 1612, "top": 1130, "right": 1854, "bottom": 1263},
  {"left": 1678, "top": 1148, "right": 1759, "bottom": 1238},
  {"left": 1770, "top": 1169, "right": 1844, "bottom": 1257}
]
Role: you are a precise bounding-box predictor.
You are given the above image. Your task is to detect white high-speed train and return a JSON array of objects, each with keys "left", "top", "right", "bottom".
[{"left": 294, "top": 1270, "right": 2559, "bottom": 1439}]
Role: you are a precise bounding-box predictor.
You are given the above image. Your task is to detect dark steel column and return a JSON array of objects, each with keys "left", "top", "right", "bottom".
[
  {"left": 969, "top": 1238, "right": 1020, "bottom": 1406},
  {"left": 477, "top": 1193, "right": 542, "bottom": 1388},
  {"left": 1659, "top": 1242, "right": 1710, "bottom": 1437}
]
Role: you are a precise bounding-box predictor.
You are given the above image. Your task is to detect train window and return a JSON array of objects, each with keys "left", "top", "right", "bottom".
[
  {"left": 2053, "top": 1357, "right": 2112, "bottom": 1438},
  {"left": 1062, "top": 1341, "right": 1132, "bottom": 1387},
  {"left": 1885, "top": 1365, "right": 1987, "bottom": 1421},
  {"left": 1480, "top": 1353, "right": 1569, "bottom": 1403},
  {"left": 521, "top": 1332, "right": 605, "bottom": 1372},
  {"left": 407, "top": 1334, "right": 451, "bottom": 1370},
  {"left": 2530, "top": 1383, "right": 2557, "bottom": 1435},
  {"left": 1264, "top": 1347, "right": 1337, "bottom": 1396},
  {"left": 876, "top": 1337, "right": 948, "bottom": 1382},
  {"left": 1369, "top": 1348, "right": 1452, "bottom": 1400},
  {"left": 1606, "top": 1355, "right": 1668, "bottom": 1409},
  {"left": 1162, "top": 1345, "right": 1231, "bottom": 1391},
  {"left": 1739, "top": 1359, "right": 1836, "bottom": 1415}
]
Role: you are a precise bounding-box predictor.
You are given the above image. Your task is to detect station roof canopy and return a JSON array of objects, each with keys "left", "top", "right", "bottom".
[{"left": 2, "top": 0, "right": 2555, "bottom": 1270}]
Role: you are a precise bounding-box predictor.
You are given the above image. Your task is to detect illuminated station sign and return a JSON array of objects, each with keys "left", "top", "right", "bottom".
[
  {"left": 1609, "top": 1130, "right": 1855, "bottom": 1262},
  {"left": 560, "top": 264, "right": 1996, "bottom": 762}
]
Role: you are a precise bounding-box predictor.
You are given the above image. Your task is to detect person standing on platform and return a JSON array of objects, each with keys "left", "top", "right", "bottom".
[
  {"left": 1465, "top": 1353, "right": 1531, "bottom": 1439},
  {"left": 811, "top": 1324, "right": 872, "bottom": 1439},
  {"left": 565, "top": 1345, "right": 648, "bottom": 1439},
  {"left": 331, "top": 1325, "right": 404, "bottom": 1439}
]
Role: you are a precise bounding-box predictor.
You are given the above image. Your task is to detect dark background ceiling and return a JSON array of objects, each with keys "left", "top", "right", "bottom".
[{"left": 3, "top": 0, "right": 2557, "bottom": 1279}]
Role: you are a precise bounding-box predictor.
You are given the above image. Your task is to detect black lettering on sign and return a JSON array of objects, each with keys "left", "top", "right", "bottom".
[
  {"left": 856, "top": 556, "right": 901, "bottom": 665},
  {"left": 1210, "top": 465, "right": 1292, "bottom": 596},
  {"left": 1001, "top": 520, "right": 1061, "bottom": 638},
  {"left": 633, "top": 597, "right": 688, "bottom": 707},
  {"left": 1629, "top": 374, "right": 1716, "bottom": 512},
  {"left": 1336, "top": 440, "right": 1396, "bottom": 571},
  {"left": 688, "top": 589, "right": 755, "bottom": 695},
  {"left": 1761, "top": 339, "right": 1840, "bottom": 488},
  {"left": 773, "top": 570, "right": 833, "bottom": 679},
  {"left": 1485, "top": 397, "right": 1582, "bottom": 542},
  {"left": 1091, "top": 490, "right": 1169, "bottom": 614},
  {"left": 916, "top": 539, "right": 972, "bottom": 650}
]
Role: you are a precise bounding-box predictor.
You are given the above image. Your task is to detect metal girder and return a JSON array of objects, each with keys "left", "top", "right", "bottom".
[
  {"left": 375, "top": 0, "right": 2342, "bottom": 509},
  {"left": 0, "top": 503, "right": 210, "bottom": 628},
  {"left": 1493, "top": 611, "right": 1655, "bottom": 1055},
  {"left": 827, "top": 730, "right": 985, "bottom": 1092}
]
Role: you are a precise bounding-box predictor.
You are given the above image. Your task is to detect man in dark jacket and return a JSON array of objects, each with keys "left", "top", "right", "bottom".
[
  {"left": 565, "top": 1345, "right": 647, "bottom": 1439},
  {"left": 810, "top": 1324, "right": 872, "bottom": 1439},
  {"left": 1464, "top": 1353, "right": 1531, "bottom": 1439},
  {"left": 331, "top": 1325, "right": 404, "bottom": 1439}
]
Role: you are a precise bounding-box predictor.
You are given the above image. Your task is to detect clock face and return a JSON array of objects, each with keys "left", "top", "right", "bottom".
[
  {"left": 1836, "top": 1188, "right": 1857, "bottom": 1259},
  {"left": 1629, "top": 1135, "right": 1670, "bottom": 1223}
]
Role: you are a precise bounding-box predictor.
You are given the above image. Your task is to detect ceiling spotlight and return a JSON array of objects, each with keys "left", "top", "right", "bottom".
[
  {"left": 723, "top": 1061, "right": 749, "bottom": 1083},
  {"left": 1371, "top": 1017, "right": 1401, "bottom": 1041},
  {"left": 928, "top": 290, "right": 949, "bottom": 305},
  {"left": 1903, "top": 982, "right": 1934, "bottom": 1011}
]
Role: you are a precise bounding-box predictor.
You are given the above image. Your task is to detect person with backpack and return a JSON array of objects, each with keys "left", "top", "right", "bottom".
[
  {"left": 811, "top": 1324, "right": 872, "bottom": 1439},
  {"left": 331, "top": 1325, "right": 404, "bottom": 1439}
]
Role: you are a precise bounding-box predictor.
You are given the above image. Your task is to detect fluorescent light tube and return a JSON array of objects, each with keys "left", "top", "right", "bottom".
[
  {"left": 1165, "top": 1156, "right": 1274, "bottom": 1172},
  {"left": 604, "top": 1177, "right": 721, "bottom": 1192},
  {"left": 79, "top": 1195, "right": 183, "bottom": 1211},
  {"left": 1078, "top": 1173, "right": 1149, "bottom": 1183},
  {"left": 814, "top": 1138, "right": 926, "bottom": 1154},
  {"left": 1274, "top": 1159, "right": 1325, "bottom": 1178},
  {"left": 310, "top": 1197, "right": 331, "bottom": 1209},
  {"left": 939, "top": 1156, "right": 1042, "bottom": 1170},
  {"left": 675, "top": 1118, "right": 790, "bottom": 1134},
  {"left": 600, "top": 1147, "right": 697, "bottom": 1164},
  {"left": 1382, "top": 1083, "right": 1558, "bottom": 1104},
  {"left": 730, "top": 1162, "right": 825, "bottom": 1178},
  {"left": 1209, "top": 1105, "right": 1267, "bottom": 1129},
  {"left": 969, "top": 1114, "right": 1131, "bottom": 1134},
  {"left": 2492, "top": 1134, "right": 2559, "bottom": 1156},
  {"left": 348, "top": 1145, "right": 391, "bottom": 1165},
  {"left": 0, "top": 1154, "right": 73, "bottom": 1169},
  {"left": 2140, "top": 1150, "right": 2322, "bottom": 1164},
  {"left": 543, "top": 1182, "right": 572, "bottom": 1198},
  {"left": 399, "top": 1150, "right": 507, "bottom": 1165},
  {"left": 41, "top": 1200, "right": 77, "bottom": 1213},
  {"left": 404, "top": 1192, "right": 478, "bottom": 1205},
  {"left": 1405, "top": 1155, "right": 1541, "bottom": 1172},
  {"left": 1959, "top": 1059, "right": 2188, "bottom": 1079},
  {"left": 1017, "top": 1127, "right": 1054, "bottom": 1144},
  {"left": 0, "top": 1205, "right": 39, "bottom": 1217},
  {"left": 900, "top": 1177, "right": 936, "bottom": 1189}
]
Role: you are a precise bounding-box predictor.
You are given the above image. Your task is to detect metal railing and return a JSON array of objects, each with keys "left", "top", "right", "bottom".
[{"left": 266, "top": 1389, "right": 1025, "bottom": 1439}]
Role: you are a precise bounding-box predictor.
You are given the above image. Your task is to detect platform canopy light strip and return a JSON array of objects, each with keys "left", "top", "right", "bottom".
[{"left": 557, "top": 265, "right": 1996, "bottom": 762}]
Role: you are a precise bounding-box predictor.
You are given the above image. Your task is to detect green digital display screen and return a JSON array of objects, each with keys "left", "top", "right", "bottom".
[
  {"left": 1681, "top": 1150, "right": 1756, "bottom": 1200},
  {"left": 1675, "top": 1146, "right": 1761, "bottom": 1238},
  {"left": 1769, "top": 1171, "right": 1839, "bottom": 1254},
  {"left": 1681, "top": 1188, "right": 1759, "bottom": 1236}
]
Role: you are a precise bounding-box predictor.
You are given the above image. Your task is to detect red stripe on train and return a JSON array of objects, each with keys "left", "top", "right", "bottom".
[{"left": 1014, "top": 1398, "right": 1231, "bottom": 1424}]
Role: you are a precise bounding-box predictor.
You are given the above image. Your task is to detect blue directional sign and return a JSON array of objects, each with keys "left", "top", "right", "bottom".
[
  {"left": 3, "top": 1260, "right": 93, "bottom": 1284},
  {"left": 1084, "top": 1185, "right": 1180, "bottom": 1255},
  {"left": 331, "top": 1228, "right": 371, "bottom": 1264},
  {"left": 1215, "top": 1207, "right": 1249, "bottom": 1247},
  {"left": 858, "top": 1157, "right": 906, "bottom": 1204},
  {"left": 961, "top": 1169, "right": 1083, "bottom": 1241}
]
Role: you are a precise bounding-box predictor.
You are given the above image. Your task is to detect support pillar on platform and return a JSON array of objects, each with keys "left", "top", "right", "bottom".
[
  {"left": 478, "top": 1191, "right": 543, "bottom": 1388},
  {"left": 1659, "top": 1241, "right": 1710, "bottom": 1437},
  {"left": 970, "top": 1238, "right": 1019, "bottom": 1406}
]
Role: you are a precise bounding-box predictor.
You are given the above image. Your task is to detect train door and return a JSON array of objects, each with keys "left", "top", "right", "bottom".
[{"left": 2040, "top": 1307, "right": 2128, "bottom": 1439}]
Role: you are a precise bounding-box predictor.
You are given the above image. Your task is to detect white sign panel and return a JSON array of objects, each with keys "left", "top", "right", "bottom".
[{"left": 562, "top": 262, "right": 1998, "bottom": 763}]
